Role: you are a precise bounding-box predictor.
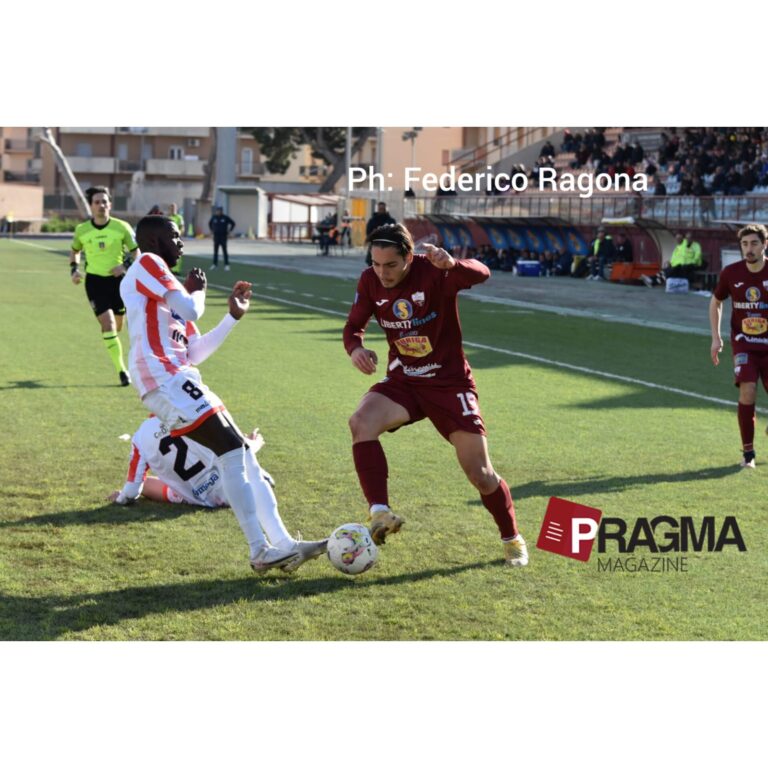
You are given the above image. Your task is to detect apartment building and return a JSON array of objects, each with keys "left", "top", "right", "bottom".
[
  {"left": 1, "top": 127, "right": 41, "bottom": 184},
  {"left": 39, "top": 127, "right": 339, "bottom": 216},
  {"left": 0, "top": 128, "right": 44, "bottom": 226}
]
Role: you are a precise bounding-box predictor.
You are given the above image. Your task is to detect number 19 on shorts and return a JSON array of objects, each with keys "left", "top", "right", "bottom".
[{"left": 457, "top": 392, "right": 479, "bottom": 416}]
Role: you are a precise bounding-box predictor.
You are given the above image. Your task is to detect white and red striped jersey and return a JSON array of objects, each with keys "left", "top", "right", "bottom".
[
  {"left": 126, "top": 416, "right": 227, "bottom": 507},
  {"left": 120, "top": 252, "right": 201, "bottom": 396}
]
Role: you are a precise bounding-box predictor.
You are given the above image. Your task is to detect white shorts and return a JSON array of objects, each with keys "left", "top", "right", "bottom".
[{"left": 142, "top": 368, "right": 226, "bottom": 437}]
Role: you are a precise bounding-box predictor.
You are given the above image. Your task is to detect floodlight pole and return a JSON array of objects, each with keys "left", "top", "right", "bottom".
[
  {"left": 345, "top": 126, "right": 352, "bottom": 210},
  {"left": 39, "top": 128, "right": 90, "bottom": 218}
]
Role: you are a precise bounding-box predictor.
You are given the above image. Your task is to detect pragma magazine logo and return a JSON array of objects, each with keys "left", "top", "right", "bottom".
[
  {"left": 536, "top": 497, "right": 746, "bottom": 573},
  {"left": 537, "top": 497, "right": 602, "bottom": 561}
]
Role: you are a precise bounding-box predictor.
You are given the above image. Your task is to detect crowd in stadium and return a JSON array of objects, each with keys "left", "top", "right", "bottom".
[{"left": 559, "top": 127, "right": 768, "bottom": 197}]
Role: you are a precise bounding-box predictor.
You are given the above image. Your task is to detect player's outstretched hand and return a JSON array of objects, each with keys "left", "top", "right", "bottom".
[
  {"left": 246, "top": 427, "right": 265, "bottom": 453},
  {"left": 184, "top": 268, "right": 207, "bottom": 294},
  {"left": 106, "top": 490, "right": 134, "bottom": 505},
  {"left": 423, "top": 243, "right": 456, "bottom": 270},
  {"left": 229, "top": 281, "right": 252, "bottom": 320},
  {"left": 351, "top": 347, "right": 378, "bottom": 375},
  {"left": 71, "top": 270, "right": 82, "bottom": 285},
  {"left": 711, "top": 339, "right": 722, "bottom": 366}
]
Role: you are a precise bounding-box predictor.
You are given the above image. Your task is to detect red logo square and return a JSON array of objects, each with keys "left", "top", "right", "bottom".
[{"left": 536, "top": 497, "right": 603, "bottom": 562}]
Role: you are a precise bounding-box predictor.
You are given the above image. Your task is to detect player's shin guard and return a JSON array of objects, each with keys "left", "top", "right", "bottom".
[
  {"left": 738, "top": 402, "right": 756, "bottom": 452},
  {"left": 352, "top": 440, "right": 389, "bottom": 507},
  {"left": 102, "top": 331, "right": 127, "bottom": 373},
  {"left": 219, "top": 448, "right": 267, "bottom": 557},
  {"left": 481, "top": 477, "right": 518, "bottom": 539},
  {"left": 243, "top": 448, "right": 293, "bottom": 549}
]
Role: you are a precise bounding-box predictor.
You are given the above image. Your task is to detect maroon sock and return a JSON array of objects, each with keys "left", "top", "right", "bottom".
[
  {"left": 352, "top": 441, "right": 389, "bottom": 507},
  {"left": 481, "top": 478, "right": 518, "bottom": 539},
  {"left": 738, "top": 402, "right": 756, "bottom": 452}
]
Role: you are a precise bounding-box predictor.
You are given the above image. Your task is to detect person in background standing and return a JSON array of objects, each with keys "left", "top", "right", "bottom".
[{"left": 208, "top": 206, "right": 235, "bottom": 271}]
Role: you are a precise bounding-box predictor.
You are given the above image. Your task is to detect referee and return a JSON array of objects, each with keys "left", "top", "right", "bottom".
[{"left": 70, "top": 186, "right": 139, "bottom": 386}]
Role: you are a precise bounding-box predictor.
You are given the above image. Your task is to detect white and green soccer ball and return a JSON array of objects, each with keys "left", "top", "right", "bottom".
[{"left": 327, "top": 523, "right": 379, "bottom": 575}]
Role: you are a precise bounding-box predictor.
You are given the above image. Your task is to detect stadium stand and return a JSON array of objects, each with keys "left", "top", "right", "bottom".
[{"left": 402, "top": 127, "right": 768, "bottom": 284}]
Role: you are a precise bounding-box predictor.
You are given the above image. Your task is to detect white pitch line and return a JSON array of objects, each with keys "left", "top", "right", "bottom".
[
  {"left": 0, "top": 253, "right": 733, "bottom": 408},
  {"left": 208, "top": 283, "right": 754, "bottom": 413},
  {"left": 468, "top": 293, "right": 710, "bottom": 337},
  {"left": 14, "top": 240, "right": 706, "bottom": 335},
  {"left": 2, "top": 239, "right": 67, "bottom": 253},
  {"left": 463, "top": 340, "right": 747, "bottom": 409}
]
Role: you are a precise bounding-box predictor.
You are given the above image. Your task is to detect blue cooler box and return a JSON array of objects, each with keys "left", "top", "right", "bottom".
[{"left": 517, "top": 260, "right": 541, "bottom": 277}]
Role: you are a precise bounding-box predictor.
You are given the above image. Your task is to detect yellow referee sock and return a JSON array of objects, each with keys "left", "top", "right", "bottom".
[{"left": 102, "top": 331, "right": 127, "bottom": 374}]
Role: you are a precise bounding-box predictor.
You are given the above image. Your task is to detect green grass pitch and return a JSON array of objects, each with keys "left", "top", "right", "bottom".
[{"left": 1, "top": 238, "right": 766, "bottom": 640}]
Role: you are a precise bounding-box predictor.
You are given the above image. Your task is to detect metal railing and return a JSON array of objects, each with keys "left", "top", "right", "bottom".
[
  {"left": 449, "top": 128, "right": 557, "bottom": 172},
  {"left": 269, "top": 222, "right": 313, "bottom": 241},
  {"left": 117, "top": 159, "right": 143, "bottom": 172},
  {"left": 44, "top": 193, "right": 128, "bottom": 214},
  {"left": 403, "top": 194, "right": 768, "bottom": 228},
  {"left": 3, "top": 171, "right": 40, "bottom": 183},
  {"left": 237, "top": 161, "right": 266, "bottom": 176}
]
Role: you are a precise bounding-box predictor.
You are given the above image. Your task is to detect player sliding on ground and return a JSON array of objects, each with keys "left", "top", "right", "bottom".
[
  {"left": 118, "top": 214, "right": 325, "bottom": 572},
  {"left": 343, "top": 223, "right": 528, "bottom": 566},
  {"left": 108, "top": 418, "right": 324, "bottom": 572}
]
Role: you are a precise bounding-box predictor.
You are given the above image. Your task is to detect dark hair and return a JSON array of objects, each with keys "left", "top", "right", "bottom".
[
  {"left": 85, "top": 186, "right": 110, "bottom": 204},
  {"left": 135, "top": 214, "right": 171, "bottom": 249},
  {"left": 738, "top": 224, "right": 768, "bottom": 244},
  {"left": 366, "top": 223, "right": 414, "bottom": 257}
]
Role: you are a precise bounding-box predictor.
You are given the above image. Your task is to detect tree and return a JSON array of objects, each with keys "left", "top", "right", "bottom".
[{"left": 243, "top": 127, "right": 376, "bottom": 193}]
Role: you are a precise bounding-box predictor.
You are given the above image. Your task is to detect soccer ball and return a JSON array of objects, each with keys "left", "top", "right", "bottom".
[{"left": 327, "top": 523, "right": 379, "bottom": 575}]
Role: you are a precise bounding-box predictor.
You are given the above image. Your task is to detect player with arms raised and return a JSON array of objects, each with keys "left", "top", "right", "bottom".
[
  {"left": 710, "top": 223, "right": 768, "bottom": 468},
  {"left": 343, "top": 223, "right": 528, "bottom": 567},
  {"left": 119, "top": 215, "right": 325, "bottom": 571}
]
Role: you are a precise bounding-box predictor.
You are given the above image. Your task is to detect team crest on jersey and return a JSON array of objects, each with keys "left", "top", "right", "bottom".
[
  {"left": 411, "top": 291, "right": 425, "bottom": 307},
  {"left": 394, "top": 335, "right": 433, "bottom": 357},
  {"left": 742, "top": 317, "right": 768, "bottom": 335},
  {"left": 393, "top": 299, "right": 413, "bottom": 320},
  {"left": 99, "top": 242, "right": 106, "bottom": 249},
  {"left": 746, "top": 286, "right": 761, "bottom": 302}
]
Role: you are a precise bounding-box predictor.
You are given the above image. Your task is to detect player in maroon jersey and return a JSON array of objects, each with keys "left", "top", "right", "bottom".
[
  {"left": 710, "top": 223, "right": 768, "bottom": 468},
  {"left": 342, "top": 223, "right": 528, "bottom": 566}
]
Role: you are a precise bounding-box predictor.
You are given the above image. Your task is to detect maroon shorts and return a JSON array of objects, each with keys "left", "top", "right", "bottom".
[
  {"left": 369, "top": 377, "right": 487, "bottom": 441},
  {"left": 733, "top": 350, "right": 768, "bottom": 389}
]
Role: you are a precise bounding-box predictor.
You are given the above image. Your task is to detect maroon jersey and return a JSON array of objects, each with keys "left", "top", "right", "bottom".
[
  {"left": 714, "top": 259, "right": 768, "bottom": 354},
  {"left": 343, "top": 256, "right": 489, "bottom": 387}
]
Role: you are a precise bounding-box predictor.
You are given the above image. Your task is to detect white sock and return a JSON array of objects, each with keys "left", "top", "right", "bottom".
[
  {"left": 218, "top": 448, "right": 267, "bottom": 558},
  {"left": 370, "top": 503, "right": 391, "bottom": 515},
  {"left": 244, "top": 447, "right": 294, "bottom": 549}
]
